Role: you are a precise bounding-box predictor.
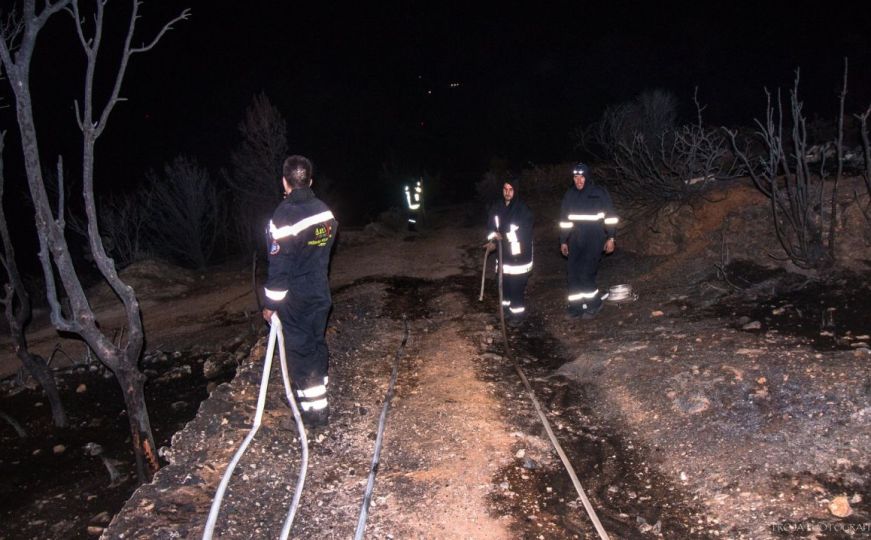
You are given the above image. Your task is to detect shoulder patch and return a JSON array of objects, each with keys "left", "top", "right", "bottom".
[{"left": 269, "top": 241, "right": 280, "bottom": 255}]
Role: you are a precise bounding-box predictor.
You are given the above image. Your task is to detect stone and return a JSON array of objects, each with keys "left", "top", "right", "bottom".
[{"left": 828, "top": 495, "right": 852, "bottom": 517}]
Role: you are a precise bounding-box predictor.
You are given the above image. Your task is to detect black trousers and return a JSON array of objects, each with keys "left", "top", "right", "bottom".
[
  {"left": 503, "top": 273, "right": 529, "bottom": 315},
  {"left": 277, "top": 273, "right": 331, "bottom": 392},
  {"left": 567, "top": 235, "right": 603, "bottom": 312}
]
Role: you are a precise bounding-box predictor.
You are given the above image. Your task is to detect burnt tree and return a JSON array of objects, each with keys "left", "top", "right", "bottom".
[
  {"left": 0, "top": 0, "right": 188, "bottom": 482},
  {"left": 0, "top": 131, "right": 67, "bottom": 428}
]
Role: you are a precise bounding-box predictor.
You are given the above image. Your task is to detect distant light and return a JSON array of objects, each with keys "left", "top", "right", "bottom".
[
  {"left": 427, "top": 90, "right": 432, "bottom": 95},
  {"left": 449, "top": 82, "right": 461, "bottom": 88}
]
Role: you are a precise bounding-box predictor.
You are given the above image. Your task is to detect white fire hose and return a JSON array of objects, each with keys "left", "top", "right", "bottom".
[{"left": 203, "top": 314, "right": 309, "bottom": 540}]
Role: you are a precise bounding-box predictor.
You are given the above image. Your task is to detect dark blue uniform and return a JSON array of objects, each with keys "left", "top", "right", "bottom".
[
  {"left": 264, "top": 187, "right": 337, "bottom": 416},
  {"left": 558, "top": 181, "right": 617, "bottom": 316},
  {"left": 487, "top": 195, "right": 534, "bottom": 318}
]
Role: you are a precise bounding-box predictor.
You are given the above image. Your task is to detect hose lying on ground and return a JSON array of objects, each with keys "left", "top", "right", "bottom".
[
  {"left": 354, "top": 317, "right": 410, "bottom": 540},
  {"left": 495, "top": 241, "right": 610, "bottom": 540},
  {"left": 203, "top": 314, "right": 308, "bottom": 540}
]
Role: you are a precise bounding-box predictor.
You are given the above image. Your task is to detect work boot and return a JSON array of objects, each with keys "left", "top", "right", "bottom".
[
  {"left": 566, "top": 307, "right": 584, "bottom": 319},
  {"left": 581, "top": 301, "right": 603, "bottom": 320},
  {"left": 304, "top": 405, "right": 330, "bottom": 429}
]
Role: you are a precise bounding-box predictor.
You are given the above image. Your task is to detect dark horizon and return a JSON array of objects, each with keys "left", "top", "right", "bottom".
[{"left": 1, "top": 1, "right": 869, "bottom": 238}]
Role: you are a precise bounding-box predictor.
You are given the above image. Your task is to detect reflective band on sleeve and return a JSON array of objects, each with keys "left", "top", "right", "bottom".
[
  {"left": 270, "top": 211, "right": 336, "bottom": 239},
  {"left": 408, "top": 203, "right": 420, "bottom": 210},
  {"left": 296, "top": 384, "right": 327, "bottom": 398},
  {"left": 503, "top": 261, "right": 533, "bottom": 275},
  {"left": 502, "top": 300, "right": 511, "bottom": 306},
  {"left": 409, "top": 218, "right": 417, "bottom": 223},
  {"left": 508, "top": 306, "right": 526, "bottom": 314},
  {"left": 559, "top": 221, "right": 574, "bottom": 229},
  {"left": 494, "top": 216, "right": 500, "bottom": 229},
  {"left": 301, "top": 398, "right": 328, "bottom": 411},
  {"left": 567, "top": 289, "right": 599, "bottom": 301},
  {"left": 568, "top": 213, "right": 605, "bottom": 221},
  {"left": 487, "top": 232, "right": 497, "bottom": 240},
  {"left": 265, "top": 288, "right": 288, "bottom": 301},
  {"left": 604, "top": 217, "right": 619, "bottom": 225}
]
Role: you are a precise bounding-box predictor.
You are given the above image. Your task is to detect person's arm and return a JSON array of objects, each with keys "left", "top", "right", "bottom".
[
  {"left": 601, "top": 188, "right": 618, "bottom": 253},
  {"left": 484, "top": 205, "right": 501, "bottom": 248},
  {"left": 262, "top": 209, "right": 296, "bottom": 321},
  {"left": 559, "top": 192, "right": 572, "bottom": 256}
]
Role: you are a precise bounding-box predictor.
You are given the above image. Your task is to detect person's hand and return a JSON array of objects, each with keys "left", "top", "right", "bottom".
[
  {"left": 492, "top": 232, "right": 503, "bottom": 241},
  {"left": 604, "top": 238, "right": 615, "bottom": 254},
  {"left": 262, "top": 308, "right": 275, "bottom": 323},
  {"left": 560, "top": 243, "right": 569, "bottom": 257},
  {"left": 483, "top": 241, "right": 496, "bottom": 253}
]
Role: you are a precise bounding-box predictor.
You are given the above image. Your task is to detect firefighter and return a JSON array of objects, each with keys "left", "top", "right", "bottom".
[
  {"left": 403, "top": 178, "right": 423, "bottom": 231},
  {"left": 485, "top": 177, "right": 533, "bottom": 325},
  {"left": 558, "top": 162, "right": 618, "bottom": 319},
  {"left": 262, "top": 155, "right": 338, "bottom": 428}
]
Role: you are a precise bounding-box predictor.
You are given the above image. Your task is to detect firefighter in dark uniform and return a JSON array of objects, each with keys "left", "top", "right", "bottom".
[
  {"left": 262, "top": 155, "right": 337, "bottom": 427},
  {"left": 403, "top": 178, "right": 423, "bottom": 231},
  {"left": 559, "top": 163, "right": 618, "bottom": 319},
  {"left": 485, "top": 177, "right": 534, "bottom": 325}
]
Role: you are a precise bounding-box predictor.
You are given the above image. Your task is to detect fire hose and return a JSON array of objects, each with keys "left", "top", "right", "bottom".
[
  {"left": 203, "top": 314, "right": 308, "bottom": 540},
  {"left": 495, "top": 241, "right": 610, "bottom": 540},
  {"left": 354, "top": 317, "right": 409, "bottom": 539}
]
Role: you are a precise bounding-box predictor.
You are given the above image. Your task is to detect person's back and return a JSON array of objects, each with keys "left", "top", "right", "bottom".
[{"left": 263, "top": 155, "right": 337, "bottom": 427}]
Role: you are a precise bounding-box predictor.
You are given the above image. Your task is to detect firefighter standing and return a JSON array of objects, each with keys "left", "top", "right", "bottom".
[
  {"left": 559, "top": 163, "right": 618, "bottom": 319},
  {"left": 485, "top": 177, "right": 534, "bottom": 324},
  {"left": 262, "top": 155, "right": 338, "bottom": 427},
  {"left": 404, "top": 178, "right": 423, "bottom": 231}
]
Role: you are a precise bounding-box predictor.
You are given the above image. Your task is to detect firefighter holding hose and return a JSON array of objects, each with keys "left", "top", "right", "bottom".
[{"left": 262, "top": 155, "right": 338, "bottom": 428}]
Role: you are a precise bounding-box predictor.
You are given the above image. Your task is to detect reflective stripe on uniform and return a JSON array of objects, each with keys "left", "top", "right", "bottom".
[
  {"left": 568, "top": 213, "right": 605, "bottom": 221},
  {"left": 296, "top": 384, "right": 327, "bottom": 399},
  {"left": 502, "top": 300, "right": 511, "bottom": 306},
  {"left": 270, "top": 210, "right": 335, "bottom": 239},
  {"left": 507, "top": 224, "right": 520, "bottom": 255},
  {"left": 301, "top": 398, "right": 328, "bottom": 411},
  {"left": 265, "top": 288, "right": 288, "bottom": 301},
  {"left": 604, "top": 216, "right": 619, "bottom": 225},
  {"left": 503, "top": 261, "right": 533, "bottom": 275},
  {"left": 559, "top": 221, "right": 574, "bottom": 229},
  {"left": 567, "top": 289, "right": 599, "bottom": 302},
  {"left": 509, "top": 306, "right": 526, "bottom": 314}
]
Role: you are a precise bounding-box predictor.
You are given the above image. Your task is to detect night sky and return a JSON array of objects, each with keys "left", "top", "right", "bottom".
[{"left": 2, "top": 1, "right": 870, "bottom": 224}]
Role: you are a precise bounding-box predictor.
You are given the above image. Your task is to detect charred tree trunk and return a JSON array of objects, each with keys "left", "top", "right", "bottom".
[
  {"left": 115, "top": 365, "right": 158, "bottom": 482},
  {"left": 0, "top": 131, "right": 67, "bottom": 427},
  {"left": 0, "top": 0, "right": 188, "bottom": 483}
]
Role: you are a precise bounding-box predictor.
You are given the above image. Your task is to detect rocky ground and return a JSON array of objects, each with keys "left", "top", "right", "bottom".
[{"left": 2, "top": 178, "right": 870, "bottom": 539}]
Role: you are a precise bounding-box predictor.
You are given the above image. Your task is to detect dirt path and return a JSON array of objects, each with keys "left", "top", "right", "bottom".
[{"left": 14, "top": 190, "right": 866, "bottom": 539}]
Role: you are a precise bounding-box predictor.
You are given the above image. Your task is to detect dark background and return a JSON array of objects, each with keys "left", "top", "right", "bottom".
[{"left": 2, "top": 1, "right": 869, "bottom": 229}]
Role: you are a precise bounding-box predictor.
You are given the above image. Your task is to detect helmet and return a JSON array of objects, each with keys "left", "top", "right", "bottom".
[{"left": 572, "top": 162, "right": 589, "bottom": 176}]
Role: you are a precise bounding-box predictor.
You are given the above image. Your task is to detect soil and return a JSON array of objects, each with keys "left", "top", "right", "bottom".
[{"left": 1, "top": 177, "right": 870, "bottom": 539}]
